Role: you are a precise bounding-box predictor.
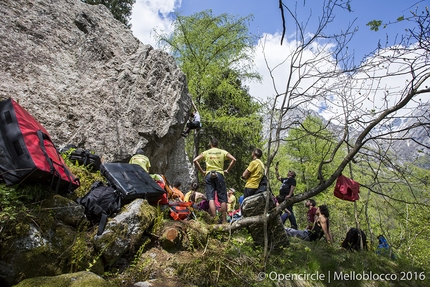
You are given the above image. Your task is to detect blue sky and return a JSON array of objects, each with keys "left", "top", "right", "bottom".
[
  {"left": 132, "top": 0, "right": 426, "bottom": 58},
  {"left": 130, "top": 0, "right": 428, "bottom": 104}
]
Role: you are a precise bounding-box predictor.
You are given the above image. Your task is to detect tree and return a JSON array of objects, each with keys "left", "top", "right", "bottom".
[
  {"left": 275, "top": 115, "right": 343, "bottom": 191},
  {"left": 261, "top": 0, "right": 429, "bottom": 206},
  {"left": 81, "top": 0, "right": 135, "bottom": 27},
  {"left": 213, "top": 1, "right": 430, "bottom": 264},
  {"left": 156, "top": 11, "right": 264, "bottom": 189}
]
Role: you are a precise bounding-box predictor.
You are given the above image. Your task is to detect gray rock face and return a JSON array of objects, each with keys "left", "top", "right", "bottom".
[
  {"left": 0, "top": 0, "right": 192, "bottom": 182},
  {"left": 93, "top": 198, "right": 157, "bottom": 266},
  {"left": 241, "top": 192, "right": 289, "bottom": 249}
]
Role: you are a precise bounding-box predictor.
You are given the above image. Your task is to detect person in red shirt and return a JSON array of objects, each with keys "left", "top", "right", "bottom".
[{"left": 305, "top": 199, "right": 318, "bottom": 230}]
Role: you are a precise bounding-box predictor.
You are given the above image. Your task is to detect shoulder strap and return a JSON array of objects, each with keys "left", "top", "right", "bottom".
[{"left": 97, "top": 212, "right": 108, "bottom": 236}]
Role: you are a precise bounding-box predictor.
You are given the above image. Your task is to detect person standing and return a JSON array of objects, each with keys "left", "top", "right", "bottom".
[
  {"left": 129, "top": 148, "right": 151, "bottom": 173},
  {"left": 193, "top": 137, "right": 236, "bottom": 223},
  {"left": 275, "top": 165, "right": 298, "bottom": 229},
  {"left": 242, "top": 148, "right": 265, "bottom": 198}
]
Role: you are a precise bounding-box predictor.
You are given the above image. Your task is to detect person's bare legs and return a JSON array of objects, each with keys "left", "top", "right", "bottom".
[
  {"left": 220, "top": 202, "right": 227, "bottom": 223},
  {"left": 209, "top": 199, "right": 217, "bottom": 217}
]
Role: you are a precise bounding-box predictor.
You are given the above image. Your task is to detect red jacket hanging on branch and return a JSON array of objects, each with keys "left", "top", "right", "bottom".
[{"left": 334, "top": 174, "right": 360, "bottom": 201}]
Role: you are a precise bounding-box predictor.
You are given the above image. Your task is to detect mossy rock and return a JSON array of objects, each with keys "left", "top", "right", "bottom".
[{"left": 14, "top": 271, "right": 115, "bottom": 287}]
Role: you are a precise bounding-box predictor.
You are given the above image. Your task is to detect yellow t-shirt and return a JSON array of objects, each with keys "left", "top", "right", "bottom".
[
  {"left": 227, "top": 194, "right": 237, "bottom": 212},
  {"left": 202, "top": 148, "right": 229, "bottom": 175},
  {"left": 129, "top": 154, "right": 151, "bottom": 173},
  {"left": 184, "top": 190, "right": 193, "bottom": 202},
  {"left": 245, "top": 159, "right": 265, "bottom": 189}
]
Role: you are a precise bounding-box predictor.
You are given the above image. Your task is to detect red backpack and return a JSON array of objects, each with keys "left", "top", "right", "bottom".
[
  {"left": 334, "top": 174, "right": 360, "bottom": 202},
  {"left": 0, "top": 98, "right": 80, "bottom": 193},
  {"left": 169, "top": 201, "right": 193, "bottom": 220}
]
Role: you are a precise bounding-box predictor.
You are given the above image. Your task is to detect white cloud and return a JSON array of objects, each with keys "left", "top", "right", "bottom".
[
  {"left": 247, "top": 33, "right": 337, "bottom": 105},
  {"left": 130, "top": 0, "right": 180, "bottom": 47},
  {"left": 130, "top": 3, "right": 426, "bottom": 125}
]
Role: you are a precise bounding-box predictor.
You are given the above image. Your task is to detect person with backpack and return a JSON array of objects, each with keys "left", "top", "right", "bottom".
[
  {"left": 285, "top": 205, "right": 333, "bottom": 244},
  {"left": 129, "top": 148, "right": 151, "bottom": 173},
  {"left": 241, "top": 148, "right": 265, "bottom": 198},
  {"left": 275, "top": 164, "right": 298, "bottom": 229},
  {"left": 193, "top": 137, "right": 236, "bottom": 224}
]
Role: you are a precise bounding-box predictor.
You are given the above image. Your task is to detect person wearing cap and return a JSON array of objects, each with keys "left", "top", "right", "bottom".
[
  {"left": 227, "top": 188, "right": 237, "bottom": 216},
  {"left": 129, "top": 148, "right": 151, "bottom": 173},
  {"left": 275, "top": 166, "right": 297, "bottom": 229}
]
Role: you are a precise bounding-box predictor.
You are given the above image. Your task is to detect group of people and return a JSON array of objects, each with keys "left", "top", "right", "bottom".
[
  {"left": 130, "top": 103, "right": 332, "bottom": 243},
  {"left": 285, "top": 199, "right": 333, "bottom": 244},
  {"left": 192, "top": 136, "right": 333, "bottom": 244}
]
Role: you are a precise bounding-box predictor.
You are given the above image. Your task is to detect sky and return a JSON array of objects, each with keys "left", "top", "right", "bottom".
[{"left": 129, "top": 0, "right": 428, "bottom": 110}]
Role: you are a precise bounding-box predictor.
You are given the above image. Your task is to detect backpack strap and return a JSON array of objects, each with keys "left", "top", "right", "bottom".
[
  {"left": 36, "top": 130, "right": 54, "bottom": 173},
  {"left": 121, "top": 171, "right": 137, "bottom": 194},
  {"left": 97, "top": 212, "right": 108, "bottom": 236}
]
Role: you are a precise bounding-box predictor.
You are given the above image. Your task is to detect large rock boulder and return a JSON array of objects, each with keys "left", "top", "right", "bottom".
[
  {"left": 93, "top": 198, "right": 157, "bottom": 266},
  {"left": 14, "top": 271, "right": 116, "bottom": 287},
  {"left": 0, "top": 194, "right": 158, "bottom": 286},
  {"left": 0, "top": 0, "right": 192, "bottom": 182},
  {"left": 241, "top": 192, "right": 289, "bottom": 249},
  {"left": 0, "top": 214, "right": 80, "bottom": 285}
]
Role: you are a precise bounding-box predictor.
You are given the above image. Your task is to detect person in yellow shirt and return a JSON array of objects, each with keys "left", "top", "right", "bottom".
[
  {"left": 129, "top": 148, "right": 151, "bottom": 173},
  {"left": 184, "top": 182, "right": 199, "bottom": 202},
  {"left": 227, "top": 188, "right": 237, "bottom": 216},
  {"left": 193, "top": 137, "right": 236, "bottom": 224},
  {"left": 241, "top": 148, "right": 265, "bottom": 198}
]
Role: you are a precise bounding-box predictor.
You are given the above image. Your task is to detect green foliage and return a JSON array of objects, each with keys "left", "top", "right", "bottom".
[
  {"left": 270, "top": 114, "right": 430, "bottom": 274},
  {"left": 62, "top": 155, "right": 105, "bottom": 198},
  {"left": 158, "top": 10, "right": 264, "bottom": 190},
  {"left": 273, "top": 116, "right": 343, "bottom": 193},
  {"left": 124, "top": 238, "right": 152, "bottom": 280},
  {"left": 81, "top": 0, "right": 136, "bottom": 27},
  {"left": 0, "top": 184, "right": 30, "bottom": 244},
  {"left": 366, "top": 20, "right": 383, "bottom": 31},
  {"left": 177, "top": 231, "right": 264, "bottom": 286},
  {"left": 70, "top": 220, "right": 94, "bottom": 273}
]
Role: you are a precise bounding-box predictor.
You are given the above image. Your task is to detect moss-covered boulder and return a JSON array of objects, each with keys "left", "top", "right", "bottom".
[
  {"left": 42, "top": 194, "right": 85, "bottom": 227},
  {"left": 0, "top": 220, "right": 78, "bottom": 286},
  {"left": 93, "top": 199, "right": 157, "bottom": 266},
  {"left": 13, "top": 271, "right": 116, "bottom": 287}
]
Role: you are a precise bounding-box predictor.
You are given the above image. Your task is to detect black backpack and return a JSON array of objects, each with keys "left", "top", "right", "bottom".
[
  {"left": 76, "top": 181, "right": 122, "bottom": 235},
  {"left": 60, "top": 144, "right": 102, "bottom": 171},
  {"left": 256, "top": 175, "right": 268, "bottom": 194},
  {"left": 341, "top": 228, "right": 368, "bottom": 251}
]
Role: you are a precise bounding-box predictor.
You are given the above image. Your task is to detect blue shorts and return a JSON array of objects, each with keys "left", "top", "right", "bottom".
[{"left": 204, "top": 172, "right": 227, "bottom": 203}]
